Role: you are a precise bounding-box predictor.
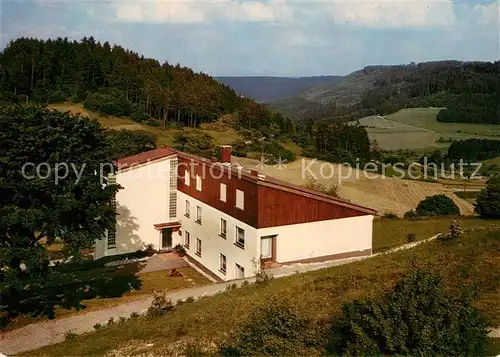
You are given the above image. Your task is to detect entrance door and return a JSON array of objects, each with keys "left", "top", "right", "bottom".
[
  {"left": 260, "top": 235, "right": 275, "bottom": 262},
  {"left": 161, "top": 228, "right": 173, "bottom": 250}
]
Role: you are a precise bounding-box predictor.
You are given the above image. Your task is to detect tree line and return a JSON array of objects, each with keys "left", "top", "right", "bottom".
[
  {"left": 358, "top": 61, "right": 500, "bottom": 125},
  {"left": 447, "top": 139, "right": 500, "bottom": 162},
  {"left": 0, "top": 37, "right": 295, "bottom": 135}
]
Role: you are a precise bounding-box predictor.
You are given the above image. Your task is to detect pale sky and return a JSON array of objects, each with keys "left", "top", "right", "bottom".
[{"left": 1, "top": 0, "right": 499, "bottom": 76}]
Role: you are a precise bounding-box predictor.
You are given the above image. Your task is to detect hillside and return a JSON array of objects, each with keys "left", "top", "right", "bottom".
[
  {"left": 31, "top": 218, "right": 500, "bottom": 356},
  {"left": 47, "top": 102, "right": 243, "bottom": 147},
  {"left": 267, "top": 61, "right": 500, "bottom": 123},
  {"left": 0, "top": 37, "right": 294, "bottom": 136},
  {"left": 215, "top": 76, "right": 342, "bottom": 102},
  {"left": 354, "top": 108, "right": 500, "bottom": 150}
]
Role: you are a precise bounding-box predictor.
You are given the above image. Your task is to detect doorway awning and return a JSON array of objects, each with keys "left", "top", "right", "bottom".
[{"left": 154, "top": 221, "right": 181, "bottom": 230}]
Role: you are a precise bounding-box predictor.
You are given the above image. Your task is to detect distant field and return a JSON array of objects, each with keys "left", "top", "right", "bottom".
[
  {"left": 48, "top": 102, "right": 242, "bottom": 147},
  {"left": 356, "top": 116, "right": 438, "bottom": 150},
  {"left": 483, "top": 156, "right": 500, "bottom": 166},
  {"left": 387, "top": 108, "right": 500, "bottom": 137},
  {"left": 355, "top": 108, "right": 500, "bottom": 151}
]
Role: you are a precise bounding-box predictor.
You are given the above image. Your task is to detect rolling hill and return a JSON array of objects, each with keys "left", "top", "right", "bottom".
[
  {"left": 267, "top": 61, "right": 500, "bottom": 123},
  {"left": 215, "top": 76, "right": 342, "bottom": 102}
]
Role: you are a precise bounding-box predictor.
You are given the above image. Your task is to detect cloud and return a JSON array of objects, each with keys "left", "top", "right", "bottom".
[
  {"left": 326, "top": 0, "right": 456, "bottom": 28},
  {"left": 114, "top": 0, "right": 292, "bottom": 23},
  {"left": 470, "top": 1, "right": 499, "bottom": 27},
  {"left": 115, "top": 0, "right": 209, "bottom": 23}
]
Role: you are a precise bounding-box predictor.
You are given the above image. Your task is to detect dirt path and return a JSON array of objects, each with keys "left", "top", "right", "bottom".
[{"left": 0, "top": 234, "right": 493, "bottom": 355}]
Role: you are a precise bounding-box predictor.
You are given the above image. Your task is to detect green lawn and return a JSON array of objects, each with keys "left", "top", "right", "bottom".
[
  {"left": 31, "top": 218, "right": 500, "bottom": 356},
  {"left": 372, "top": 216, "right": 497, "bottom": 252}
]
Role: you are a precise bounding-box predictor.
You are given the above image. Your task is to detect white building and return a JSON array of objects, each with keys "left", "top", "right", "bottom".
[{"left": 95, "top": 147, "right": 376, "bottom": 281}]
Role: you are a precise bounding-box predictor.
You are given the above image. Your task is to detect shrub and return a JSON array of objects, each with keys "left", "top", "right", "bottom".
[
  {"left": 404, "top": 209, "right": 417, "bottom": 218},
  {"left": 474, "top": 176, "right": 500, "bottom": 218},
  {"left": 383, "top": 211, "right": 398, "bottom": 219},
  {"left": 407, "top": 233, "right": 416, "bottom": 242},
  {"left": 327, "top": 269, "right": 490, "bottom": 356},
  {"left": 65, "top": 331, "right": 78, "bottom": 340},
  {"left": 241, "top": 280, "right": 250, "bottom": 287},
  {"left": 93, "top": 323, "right": 102, "bottom": 331},
  {"left": 303, "top": 175, "right": 340, "bottom": 199},
  {"left": 185, "top": 296, "right": 195, "bottom": 303},
  {"left": 176, "top": 298, "right": 184, "bottom": 306},
  {"left": 449, "top": 220, "right": 464, "bottom": 239},
  {"left": 130, "top": 311, "right": 139, "bottom": 318},
  {"left": 145, "top": 243, "right": 156, "bottom": 256},
  {"left": 173, "top": 131, "right": 217, "bottom": 158},
  {"left": 105, "top": 129, "right": 157, "bottom": 160},
  {"left": 173, "top": 244, "right": 187, "bottom": 257},
  {"left": 255, "top": 269, "right": 273, "bottom": 285},
  {"left": 107, "top": 317, "right": 115, "bottom": 326},
  {"left": 118, "top": 316, "right": 127, "bottom": 324},
  {"left": 147, "top": 290, "right": 174, "bottom": 317},
  {"left": 220, "top": 298, "right": 314, "bottom": 356},
  {"left": 415, "top": 194, "right": 460, "bottom": 216}
]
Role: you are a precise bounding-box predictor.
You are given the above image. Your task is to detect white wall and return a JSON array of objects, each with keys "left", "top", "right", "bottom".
[
  {"left": 95, "top": 157, "right": 177, "bottom": 259},
  {"left": 257, "top": 215, "right": 373, "bottom": 263},
  {"left": 177, "top": 191, "right": 259, "bottom": 281}
]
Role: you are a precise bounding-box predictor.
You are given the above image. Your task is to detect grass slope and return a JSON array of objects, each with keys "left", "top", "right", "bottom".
[
  {"left": 32, "top": 218, "right": 500, "bottom": 356},
  {"left": 356, "top": 108, "right": 500, "bottom": 150},
  {"left": 48, "top": 102, "right": 242, "bottom": 147}
]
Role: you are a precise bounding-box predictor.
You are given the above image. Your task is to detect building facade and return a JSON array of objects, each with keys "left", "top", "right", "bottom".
[{"left": 95, "top": 147, "right": 376, "bottom": 281}]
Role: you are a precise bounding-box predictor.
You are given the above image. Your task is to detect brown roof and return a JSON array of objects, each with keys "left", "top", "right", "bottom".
[{"left": 116, "top": 147, "right": 176, "bottom": 170}]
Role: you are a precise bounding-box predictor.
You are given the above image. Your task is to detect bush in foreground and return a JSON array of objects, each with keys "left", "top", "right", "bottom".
[
  {"left": 415, "top": 194, "right": 460, "bottom": 216},
  {"left": 475, "top": 176, "right": 500, "bottom": 218},
  {"left": 328, "top": 269, "right": 490, "bottom": 356},
  {"left": 220, "top": 298, "right": 316, "bottom": 356}
]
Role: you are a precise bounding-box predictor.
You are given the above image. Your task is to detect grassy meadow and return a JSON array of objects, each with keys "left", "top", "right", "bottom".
[
  {"left": 31, "top": 217, "right": 500, "bottom": 356},
  {"left": 356, "top": 108, "right": 500, "bottom": 150}
]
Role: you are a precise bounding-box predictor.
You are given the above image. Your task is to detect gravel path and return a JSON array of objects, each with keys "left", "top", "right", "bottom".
[{"left": 4, "top": 233, "right": 495, "bottom": 355}]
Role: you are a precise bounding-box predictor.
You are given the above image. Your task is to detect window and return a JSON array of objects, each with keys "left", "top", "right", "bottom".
[
  {"left": 184, "top": 231, "right": 190, "bottom": 249},
  {"left": 235, "top": 263, "right": 245, "bottom": 279},
  {"left": 235, "top": 226, "right": 245, "bottom": 248},
  {"left": 219, "top": 253, "right": 227, "bottom": 274},
  {"left": 196, "top": 206, "right": 202, "bottom": 224},
  {"left": 107, "top": 175, "right": 117, "bottom": 249},
  {"left": 185, "top": 200, "right": 190, "bottom": 217},
  {"left": 220, "top": 183, "right": 227, "bottom": 202},
  {"left": 184, "top": 169, "right": 190, "bottom": 186},
  {"left": 169, "top": 159, "right": 178, "bottom": 218},
  {"left": 106, "top": 228, "right": 116, "bottom": 249},
  {"left": 220, "top": 218, "right": 227, "bottom": 238},
  {"left": 169, "top": 192, "right": 177, "bottom": 218},
  {"left": 236, "top": 189, "right": 244, "bottom": 210},
  {"left": 196, "top": 175, "right": 202, "bottom": 191},
  {"left": 196, "top": 238, "right": 202, "bottom": 257}
]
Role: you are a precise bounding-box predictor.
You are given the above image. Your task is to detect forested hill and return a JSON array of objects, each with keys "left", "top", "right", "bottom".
[
  {"left": 0, "top": 37, "right": 294, "bottom": 134},
  {"left": 267, "top": 61, "right": 500, "bottom": 124},
  {"left": 214, "top": 76, "right": 342, "bottom": 102}
]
